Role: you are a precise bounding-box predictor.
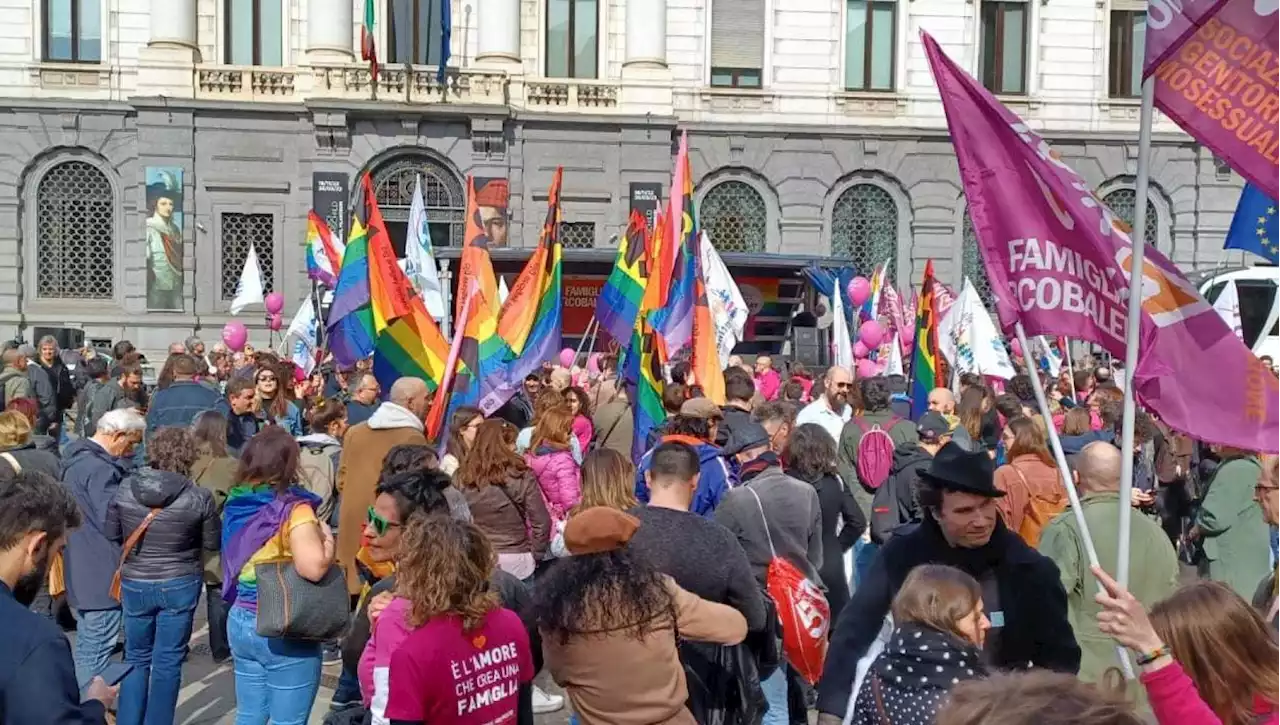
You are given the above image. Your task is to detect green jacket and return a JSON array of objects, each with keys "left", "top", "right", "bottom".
[
  {"left": 0, "top": 367, "right": 31, "bottom": 407},
  {"left": 838, "top": 408, "right": 918, "bottom": 518},
  {"left": 1198, "top": 457, "right": 1270, "bottom": 599},
  {"left": 1038, "top": 491, "right": 1178, "bottom": 686}
]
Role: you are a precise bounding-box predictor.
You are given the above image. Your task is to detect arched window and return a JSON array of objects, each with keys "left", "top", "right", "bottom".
[
  {"left": 1102, "top": 188, "right": 1161, "bottom": 244},
  {"left": 700, "top": 180, "right": 768, "bottom": 253},
  {"left": 371, "top": 155, "right": 466, "bottom": 251},
  {"left": 961, "top": 214, "right": 996, "bottom": 309},
  {"left": 831, "top": 183, "right": 898, "bottom": 282},
  {"left": 34, "top": 159, "right": 115, "bottom": 300}
]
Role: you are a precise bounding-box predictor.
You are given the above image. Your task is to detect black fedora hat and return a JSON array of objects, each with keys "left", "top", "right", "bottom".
[{"left": 918, "top": 442, "right": 1005, "bottom": 498}]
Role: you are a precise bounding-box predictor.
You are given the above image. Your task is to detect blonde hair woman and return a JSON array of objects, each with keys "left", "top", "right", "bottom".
[{"left": 0, "top": 410, "right": 59, "bottom": 479}]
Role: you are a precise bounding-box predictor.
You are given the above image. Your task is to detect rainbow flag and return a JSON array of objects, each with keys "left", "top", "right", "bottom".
[
  {"left": 652, "top": 133, "right": 697, "bottom": 359},
  {"left": 424, "top": 284, "right": 475, "bottom": 442},
  {"left": 909, "top": 260, "right": 941, "bottom": 419},
  {"left": 482, "top": 168, "right": 565, "bottom": 414},
  {"left": 594, "top": 210, "right": 649, "bottom": 344},
  {"left": 366, "top": 180, "right": 450, "bottom": 392},
  {"left": 458, "top": 176, "right": 500, "bottom": 320},
  {"left": 628, "top": 318, "right": 667, "bottom": 463},
  {"left": 862, "top": 260, "right": 888, "bottom": 324},
  {"left": 305, "top": 211, "right": 343, "bottom": 288},
  {"left": 325, "top": 178, "right": 377, "bottom": 367}
]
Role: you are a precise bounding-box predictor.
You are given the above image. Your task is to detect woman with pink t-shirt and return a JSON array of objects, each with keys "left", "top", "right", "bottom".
[{"left": 369, "top": 515, "right": 535, "bottom": 725}]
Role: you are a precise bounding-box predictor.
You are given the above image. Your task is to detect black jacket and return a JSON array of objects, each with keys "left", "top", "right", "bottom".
[
  {"left": 816, "top": 514, "right": 1080, "bottom": 717},
  {"left": 25, "top": 364, "right": 57, "bottom": 435},
  {"left": 717, "top": 405, "right": 755, "bottom": 449},
  {"left": 38, "top": 358, "right": 76, "bottom": 411},
  {"left": 870, "top": 442, "right": 932, "bottom": 544},
  {"left": 800, "top": 473, "right": 863, "bottom": 622},
  {"left": 0, "top": 441, "right": 60, "bottom": 480},
  {"left": 0, "top": 582, "right": 106, "bottom": 725},
  {"left": 106, "top": 467, "right": 220, "bottom": 582}
]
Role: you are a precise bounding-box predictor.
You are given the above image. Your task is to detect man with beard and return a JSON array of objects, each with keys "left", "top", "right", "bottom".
[
  {"left": 795, "top": 365, "right": 853, "bottom": 444},
  {"left": 0, "top": 468, "right": 118, "bottom": 722},
  {"left": 815, "top": 443, "right": 1080, "bottom": 724}
]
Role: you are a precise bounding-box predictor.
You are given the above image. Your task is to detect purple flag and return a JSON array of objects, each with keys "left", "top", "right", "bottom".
[
  {"left": 1143, "top": 0, "right": 1277, "bottom": 199},
  {"left": 924, "top": 30, "right": 1279, "bottom": 453}
]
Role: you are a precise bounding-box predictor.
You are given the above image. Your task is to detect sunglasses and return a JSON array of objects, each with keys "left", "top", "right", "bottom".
[{"left": 366, "top": 506, "right": 402, "bottom": 537}]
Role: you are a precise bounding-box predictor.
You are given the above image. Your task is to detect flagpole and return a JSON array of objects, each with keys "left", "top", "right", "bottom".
[
  {"left": 1116, "top": 77, "right": 1156, "bottom": 596},
  {"left": 574, "top": 316, "right": 598, "bottom": 364},
  {"left": 1065, "top": 337, "right": 1077, "bottom": 401},
  {"left": 1014, "top": 322, "right": 1135, "bottom": 679}
]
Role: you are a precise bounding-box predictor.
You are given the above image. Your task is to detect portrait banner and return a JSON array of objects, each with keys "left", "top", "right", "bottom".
[
  {"left": 145, "top": 167, "right": 185, "bottom": 311},
  {"left": 473, "top": 177, "right": 510, "bottom": 248}
]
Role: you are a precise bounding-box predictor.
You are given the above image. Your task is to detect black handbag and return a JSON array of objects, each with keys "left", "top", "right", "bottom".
[{"left": 254, "top": 515, "right": 349, "bottom": 641}]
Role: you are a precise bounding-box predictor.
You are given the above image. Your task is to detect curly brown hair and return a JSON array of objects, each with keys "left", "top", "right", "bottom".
[
  {"left": 396, "top": 516, "right": 499, "bottom": 631},
  {"left": 147, "top": 427, "right": 198, "bottom": 478},
  {"left": 455, "top": 419, "right": 527, "bottom": 490},
  {"left": 563, "top": 386, "right": 592, "bottom": 418}
]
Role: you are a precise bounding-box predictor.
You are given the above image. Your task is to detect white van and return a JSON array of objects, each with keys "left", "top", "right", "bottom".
[{"left": 1192, "top": 265, "right": 1280, "bottom": 362}]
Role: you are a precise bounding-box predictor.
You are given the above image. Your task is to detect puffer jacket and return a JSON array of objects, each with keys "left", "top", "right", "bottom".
[
  {"left": 526, "top": 445, "right": 581, "bottom": 527},
  {"left": 0, "top": 441, "right": 60, "bottom": 479},
  {"left": 462, "top": 468, "right": 553, "bottom": 558},
  {"left": 106, "top": 466, "right": 221, "bottom": 582}
]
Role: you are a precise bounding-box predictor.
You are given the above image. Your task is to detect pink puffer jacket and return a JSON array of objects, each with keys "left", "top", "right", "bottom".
[{"left": 525, "top": 446, "right": 582, "bottom": 527}]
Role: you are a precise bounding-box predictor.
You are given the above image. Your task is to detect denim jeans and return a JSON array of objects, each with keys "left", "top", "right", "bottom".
[
  {"left": 118, "top": 575, "right": 203, "bottom": 725},
  {"left": 73, "top": 607, "right": 123, "bottom": 689},
  {"left": 853, "top": 539, "right": 879, "bottom": 590},
  {"left": 205, "top": 583, "right": 231, "bottom": 661},
  {"left": 228, "top": 605, "right": 322, "bottom": 725},
  {"left": 760, "top": 666, "right": 789, "bottom": 725}
]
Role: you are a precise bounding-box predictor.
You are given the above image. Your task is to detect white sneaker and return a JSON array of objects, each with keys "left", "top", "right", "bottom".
[{"left": 531, "top": 685, "right": 564, "bottom": 714}]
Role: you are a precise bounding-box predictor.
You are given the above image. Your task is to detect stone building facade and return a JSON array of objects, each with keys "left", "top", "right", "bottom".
[{"left": 0, "top": 0, "right": 1249, "bottom": 353}]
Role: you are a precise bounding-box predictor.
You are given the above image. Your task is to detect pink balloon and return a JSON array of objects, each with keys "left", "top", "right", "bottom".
[
  {"left": 847, "top": 276, "right": 872, "bottom": 307},
  {"left": 268, "top": 312, "right": 283, "bottom": 331},
  {"left": 853, "top": 341, "right": 869, "bottom": 359},
  {"left": 221, "top": 321, "right": 247, "bottom": 352},
  {"left": 264, "top": 292, "right": 285, "bottom": 315},
  {"left": 856, "top": 358, "right": 878, "bottom": 379},
  {"left": 586, "top": 352, "right": 601, "bottom": 375},
  {"left": 559, "top": 347, "right": 576, "bottom": 368},
  {"left": 859, "top": 320, "right": 884, "bottom": 349}
]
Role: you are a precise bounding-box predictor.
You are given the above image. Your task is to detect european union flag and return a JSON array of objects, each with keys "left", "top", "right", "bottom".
[{"left": 1224, "top": 183, "right": 1279, "bottom": 264}]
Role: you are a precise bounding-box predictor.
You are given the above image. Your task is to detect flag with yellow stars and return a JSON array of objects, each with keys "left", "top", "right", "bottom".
[{"left": 1225, "top": 183, "right": 1278, "bottom": 265}]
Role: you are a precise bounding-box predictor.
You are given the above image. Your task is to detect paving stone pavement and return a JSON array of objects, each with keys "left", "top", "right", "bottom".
[{"left": 69, "top": 597, "right": 572, "bottom": 725}]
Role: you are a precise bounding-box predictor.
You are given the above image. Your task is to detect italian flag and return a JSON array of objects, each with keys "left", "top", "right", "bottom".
[{"left": 361, "top": 0, "right": 378, "bottom": 81}]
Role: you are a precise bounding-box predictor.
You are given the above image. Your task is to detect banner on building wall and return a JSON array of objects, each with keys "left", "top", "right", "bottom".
[
  {"left": 563, "top": 275, "right": 606, "bottom": 336},
  {"left": 629, "top": 182, "right": 663, "bottom": 231},
  {"left": 473, "top": 177, "right": 511, "bottom": 248},
  {"left": 312, "top": 172, "right": 350, "bottom": 239},
  {"left": 144, "top": 167, "right": 185, "bottom": 311}
]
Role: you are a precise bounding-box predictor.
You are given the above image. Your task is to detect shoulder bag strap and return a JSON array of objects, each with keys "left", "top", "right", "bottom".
[
  {"left": 1008, "top": 463, "right": 1030, "bottom": 488},
  {"left": 871, "top": 674, "right": 892, "bottom": 725},
  {"left": 0, "top": 452, "right": 21, "bottom": 474},
  {"left": 744, "top": 486, "right": 778, "bottom": 559},
  {"left": 110, "top": 507, "right": 162, "bottom": 601}
]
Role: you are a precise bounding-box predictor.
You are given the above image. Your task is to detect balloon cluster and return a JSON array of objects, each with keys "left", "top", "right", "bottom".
[{"left": 220, "top": 292, "right": 288, "bottom": 352}]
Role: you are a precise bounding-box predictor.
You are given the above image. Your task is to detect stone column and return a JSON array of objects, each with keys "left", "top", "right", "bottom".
[
  {"left": 149, "top": 0, "right": 198, "bottom": 50},
  {"left": 307, "top": 0, "right": 355, "bottom": 61},
  {"left": 136, "top": 0, "right": 199, "bottom": 97},
  {"left": 624, "top": 0, "right": 666, "bottom": 67},
  {"left": 476, "top": 0, "right": 520, "bottom": 63}
]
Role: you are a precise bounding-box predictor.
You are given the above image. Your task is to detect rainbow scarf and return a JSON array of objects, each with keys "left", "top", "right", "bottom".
[{"left": 220, "top": 485, "right": 322, "bottom": 603}]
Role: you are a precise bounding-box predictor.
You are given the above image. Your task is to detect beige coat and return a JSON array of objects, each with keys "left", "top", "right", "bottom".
[
  {"left": 335, "top": 410, "right": 426, "bottom": 594},
  {"left": 542, "top": 576, "right": 747, "bottom": 725}
]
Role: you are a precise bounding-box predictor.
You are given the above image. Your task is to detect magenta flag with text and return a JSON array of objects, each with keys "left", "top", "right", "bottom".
[
  {"left": 1143, "top": 0, "right": 1278, "bottom": 199},
  {"left": 923, "top": 31, "right": 1278, "bottom": 453}
]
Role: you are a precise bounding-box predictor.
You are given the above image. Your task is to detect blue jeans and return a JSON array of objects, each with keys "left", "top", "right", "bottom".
[
  {"left": 73, "top": 607, "right": 123, "bottom": 689},
  {"left": 853, "top": 539, "right": 879, "bottom": 590},
  {"left": 760, "top": 666, "right": 788, "bottom": 725},
  {"left": 228, "top": 605, "right": 322, "bottom": 725},
  {"left": 118, "top": 575, "right": 202, "bottom": 725}
]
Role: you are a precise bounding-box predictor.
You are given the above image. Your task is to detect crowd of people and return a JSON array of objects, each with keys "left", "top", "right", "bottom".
[{"left": 0, "top": 334, "right": 1276, "bottom": 725}]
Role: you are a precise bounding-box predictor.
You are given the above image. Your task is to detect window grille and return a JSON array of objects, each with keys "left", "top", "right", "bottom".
[
  {"left": 559, "top": 221, "right": 596, "bottom": 249},
  {"left": 372, "top": 157, "right": 466, "bottom": 247},
  {"left": 35, "top": 160, "right": 115, "bottom": 300},
  {"left": 1102, "top": 188, "right": 1161, "bottom": 244},
  {"left": 700, "top": 180, "right": 768, "bottom": 253},
  {"left": 221, "top": 212, "right": 275, "bottom": 299},
  {"left": 831, "top": 183, "right": 898, "bottom": 282},
  {"left": 962, "top": 214, "right": 996, "bottom": 309}
]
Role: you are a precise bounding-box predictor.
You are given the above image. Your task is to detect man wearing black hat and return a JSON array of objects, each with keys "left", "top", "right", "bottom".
[{"left": 815, "top": 442, "right": 1080, "bottom": 724}]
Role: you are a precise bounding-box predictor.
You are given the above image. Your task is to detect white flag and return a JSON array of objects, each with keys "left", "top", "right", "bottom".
[
  {"left": 283, "top": 297, "right": 319, "bottom": 376},
  {"left": 831, "top": 284, "right": 855, "bottom": 370},
  {"left": 937, "top": 279, "right": 1016, "bottom": 379},
  {"left": 1212, "top": 279, "right": 1244, "bottom": 342},
  {"left": 230, "top": 244, "right": 265, "bottom": 314},
  {"left": 498, "top": 276, "right": 510, "bottom": 305},
  {"left": 698, "top": 231, "right": 749, "bottom": 368},
  {"left": 885, "top": 333, "right": 905, "bottom": 376},
  {"left": 404, "top": 175, "right": 446, "bottom": 320}
]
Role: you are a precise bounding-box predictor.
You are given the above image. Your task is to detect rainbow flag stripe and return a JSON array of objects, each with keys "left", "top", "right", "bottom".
[{"left": 909, "top": 259, "right": 940, "bottom": 419}]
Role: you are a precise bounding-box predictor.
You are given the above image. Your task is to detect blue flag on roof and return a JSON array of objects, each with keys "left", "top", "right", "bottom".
[{"left": 1224, "top": 183, "right": 1278, "bottom": 264}]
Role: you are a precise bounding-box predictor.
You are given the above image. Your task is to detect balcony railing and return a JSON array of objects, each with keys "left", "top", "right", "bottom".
[
  {"left": 524, "top": 79, "right": 620, "bottom": 111},
  {"left": 196, "top": 66, "right": 297, "bottom": 101},
  {"left": 310, "top": 64, "right": 508, "bottom": 105}
]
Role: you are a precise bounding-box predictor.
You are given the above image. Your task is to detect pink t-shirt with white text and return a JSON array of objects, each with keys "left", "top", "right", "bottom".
[{"left": 385, "top": 608, "right": 533, "bottom": 725}]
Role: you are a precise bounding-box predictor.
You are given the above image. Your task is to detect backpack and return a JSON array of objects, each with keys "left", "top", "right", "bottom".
[
  {"left": 854, "top": 416, "right": 900, "bottom": 490},
  {"left": 0, "top": 369, "right": 21, "bottom": 409},
  {"left": 1154, "top": 423, "right": 1195, "bottom": 485},
  {"left": 869, "top": 466, "right": 918, "bottom": 544},
  {"left": 297, "top": 442, "right": 341, "bottom": 524},
  {"left": 1008, "top": 465, "right": 1066, "bottom": 548}
]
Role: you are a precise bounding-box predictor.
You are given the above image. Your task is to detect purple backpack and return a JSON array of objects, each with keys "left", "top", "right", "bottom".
[{"left": 854, "top": 416, "right": 900, "bottom": 489}]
